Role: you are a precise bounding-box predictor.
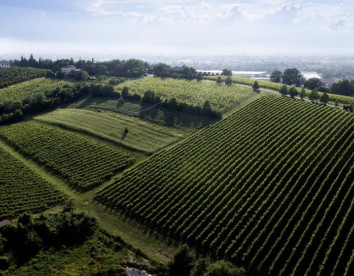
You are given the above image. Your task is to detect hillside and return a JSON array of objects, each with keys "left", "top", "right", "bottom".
[
  {"left": 0, "top": 67, "right": 48, "bottom": 89},
  {"left": 34, "top": 108, "right": 184, "bottom": 154},
  {"left": 115, "top": 77, "right": 256, "bottom": 114},
  {"left": 95, "top": 95, "right": 354, "bottom": 275}
]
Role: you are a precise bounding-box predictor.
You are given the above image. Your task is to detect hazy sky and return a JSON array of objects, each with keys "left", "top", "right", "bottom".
[{"left": 1, "top": 0, "right": 354, "bottom": 58}]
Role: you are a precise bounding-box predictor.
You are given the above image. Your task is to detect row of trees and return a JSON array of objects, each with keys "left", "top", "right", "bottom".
[
  {"left": 279, "top": 85, "right": 330, "bottom": 105},
  {"left": 169, "top": 245, "right": 245, "bottom": 276},
  {"left": 153, "top": 63, "right": 200, "bottom": 80},
  {"left": 0, "top": 84, "right": 89, "bottom": 125}
]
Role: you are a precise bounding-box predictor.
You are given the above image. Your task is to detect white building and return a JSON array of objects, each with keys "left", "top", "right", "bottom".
[
  {"left": 61, "top": 65, "right": 80, "bottom": 74},
  {"left": 0, "top": 60, "right": 11, "bottom": 69}
]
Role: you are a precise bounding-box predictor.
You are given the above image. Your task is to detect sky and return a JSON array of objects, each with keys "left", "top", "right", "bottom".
[{"left": 0, "top": 0, "right": 354, "bottom": 59}]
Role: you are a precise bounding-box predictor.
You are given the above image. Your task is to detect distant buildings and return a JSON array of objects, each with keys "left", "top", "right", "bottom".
[
  {"left": 61, "top": 65, "right": 80, "bottom": 74},
  {"left": 0, "top": 60, "right": 11, "bottom": 69}
]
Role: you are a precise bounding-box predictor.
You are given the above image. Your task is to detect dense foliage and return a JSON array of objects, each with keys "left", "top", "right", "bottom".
[
  {"left": 0, "top": 148, "right": 66, "bottom": 220},
  {"left": 0, "top": 67, "right": 48, "bottom": 89},
  {"left": 331, "top": 79, "right": 354, "bottom": 97},
  {"left": 0, "top": 122, "right": 134, "bottom": 190},
  {"left": 115, "top": 77, "right": 255, "bottom": 115},
  {"left": 153, "top": 63, "right": 197, "bottom": 79},
  {"left": 95, "top": 96, "right": 354, "bottom": 275},
  {"left": 0, "top": 78, "right": 88, "bottom": 125}
]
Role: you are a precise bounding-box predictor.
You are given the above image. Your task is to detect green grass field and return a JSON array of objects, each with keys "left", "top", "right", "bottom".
[
  {"left": 0, "top": 122, "right": 134, "bottom": 191},
  {"left": 95, "top": 95, "right": 354, "bottom": 276},
  {"left": 0, "top": 143, "right": 66, "bottom": 220},
  {"left": 115, "top": 77, "right": 256, "bottom": 114},
  {"left": 0, "top": 78, "right": 75, "bottom": 102},
  {"left": 71, "top": 97, "right": 220, "bottom": 130},
  {"left": 34, "top": 108, "right": 184, "bottom": 154},
  {"left": 204, "top": 75, "right": 354, "bottom": 105}
]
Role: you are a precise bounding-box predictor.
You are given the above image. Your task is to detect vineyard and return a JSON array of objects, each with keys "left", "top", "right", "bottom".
[
  {"left": 0, "top": 146, "right": 66, "bottom": 220},
  {"left": 115, "top": 77, "right": 255, "bottom": 114},
  {"left": 34, "top": 108, "right": 183, "bottom": 154},
  {"left": 0, "top": 122, "right": 135, "bottom": 190},
  {"left": 95, "top": 95, "right": 354, "bottom": 275},
  {"left": 205, "top": 75, "right": 354, "bottom": 105},
  {"left": 0, "top": 67, "right": 48, "bottom": 89},
  {"left": 0, "top": 78, "right": 75, "bottom": 102}
]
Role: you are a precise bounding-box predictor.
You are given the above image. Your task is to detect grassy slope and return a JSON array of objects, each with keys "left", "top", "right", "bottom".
[
  {"left": 34, "top": 108, "right": 184, "bottom": 154},
  {"left": 115, "top": 77, "right": 256, "bottom": 114},
  {"left": 71, "top": 96, "right": 220, "bottom": 130},
  {"left": 205, "top": 75, "right": 354, "bottom": 105},
  {"left": 95, "top": 95, "right": 354, "bottom": 275},
  {"left": 0, "top": 78, "right": 75, "bottom": 102}
]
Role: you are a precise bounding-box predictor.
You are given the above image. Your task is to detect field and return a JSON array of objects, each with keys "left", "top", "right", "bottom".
[
  {"left": 0, "top": 78, "right": 75, "bottom": 102},
  {"left": 95, "top": 95, "right": 354, "bottom": 275},
  {"left": 71, "top": 97, "right": 220, "bottom": 129},
  {"left": 205, "top": 75, "right": 354, "bottom": 105},
  {"left": 115, "top": 77, "right": 256, "bottom": 114},
  {"left": 0, "top": 145, "right": 66, "bottom": 220},
  {"left": 34, "top": 108, "right": 184, "bottom": 154},
  {"left": 0, "top": 122, "right": 135, "bottom": 191},
  {"left": 0, "top": 67, "right": 48, "bottom": 89}
]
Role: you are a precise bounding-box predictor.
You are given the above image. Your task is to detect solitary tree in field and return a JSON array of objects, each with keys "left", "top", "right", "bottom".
[
  {"left": 289, "top": 86, "right": 299, "bottom": 99},
  {"left": 309, "top": 89, "right": 320, "bottom": 103},
  {"left": 270, "top": 70, "right": 282, "bottom": 83},
  {"left": 225, "top": 76, "right": 232, "bottom": 86},
  {"left": 252, "top": 81, "right": 260, "bottom": 93},
  {"left": 196, "top": 72, "right": 203, "bottom": 82},
  {"left": 216, "top": 76, "right": 222, "bottom": 85},
  {"left": 299, "top": 87, "right": 306, "bottom": 100},
  {"left": 279, "top": 85, "right": 288, "bottom": 96},
  {"left": 282, "top": 68, "right": 305, "bottom": 87},
  {"left": 320, "top": 92, "right": 330, "bottom": 105}
]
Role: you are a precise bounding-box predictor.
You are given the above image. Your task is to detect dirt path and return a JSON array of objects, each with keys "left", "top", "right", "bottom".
[{"left": 0, "top": 138, "right": 176, "bottom": 263}]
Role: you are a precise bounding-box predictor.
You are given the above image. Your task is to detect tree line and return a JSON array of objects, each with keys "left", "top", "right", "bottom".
[
  {"left": 270, "top": 68, "right": 354, "bottom": 97},
  {"left": 0, "top": 84, "right": 89, "bottom": 125},
  {"left": 0, "top": 67, "right": 48, "bottom": 89}
]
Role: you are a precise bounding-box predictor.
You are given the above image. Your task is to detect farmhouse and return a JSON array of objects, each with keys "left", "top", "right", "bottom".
[
  {"left": 0, "top": 60, "right": 11, "bottom": 69},
  {"left": 61, "top": 65, "right": 80, "bottom": 74}
]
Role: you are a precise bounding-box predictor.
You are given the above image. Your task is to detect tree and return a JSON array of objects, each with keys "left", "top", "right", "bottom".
[
  {"left": 282, "top": 68, "right": 305, "bottom": 87},
  {"left": 320, "top": 92, "right": 330, "bottom": 105},
  {"left": 288, "top": 86, "right": 299, "bottom": 99},
  {"left": 225, "top": 76, "right": 232, "bottom": 86},
  {"left": 169, "top": 245, "right": 194, "bottom": 276},
  {"left": 121, "top": 87, "right": 129, "bottom": 98},
  {"left": 279, "top": 85, "right": 288, "bottom": 96},
  {"left": 216, "top": 77, "right": 222, "bottom": 85},
  {"left": 191, "top": 258, "right": 210, "bottom": 276},
  {"left": 330, "top": 79, "right": 354, "bottom": 96},
  {"left": 304, "top": 78, "right": 322, "bottom": 90},
  {"left": 153, "top": 63, "right": 172, "bottom": 78},
  {"left": 221, "top": 69, "right": 232, "bottom": 76},
  {"left": 196, "top": 72, "right": 203, "bottom": 82},
  {"left": 299, "top": 87, "right": 306, "bottom": 100},
  {"left": 252, "top": 81, "right": 260, "bottom": 93},
  {"left": 270, "top": 70, "right": 282, "bottom": 83},
  {"left": 308, "top": 89, "right": 320, "bottom": 103},
  {"left": 205, "top": 261, "right": 245, "bottom": 276}
]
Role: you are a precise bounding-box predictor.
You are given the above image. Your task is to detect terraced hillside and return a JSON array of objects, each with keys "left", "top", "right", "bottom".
[
  {"left": 95, "top": 95, "right": 354, "bottom": 275},
  {"left": 0, "top": 122, "right": 134, "bottom": 190},
  {"left": 0, "top": 146, "right": 66, "bottom": 220}
]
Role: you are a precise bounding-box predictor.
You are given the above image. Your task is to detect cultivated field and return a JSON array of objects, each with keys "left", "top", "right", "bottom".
[
  {"left": 0, "top": 67, "right": 48, "bottom": 89},
  {"left": 115, "top": 77, "right": 256, "bottom": 114},
  {"left": 0, "top": 78, "right": 75, "bottom": 102},
  {"left": 205, "top": 75, "right": 354, "bottom": 105},
  {"left": 95, "top": 95, "right": 354, "bottom": 275},
  {"left": 34, "top": 108, "right": 183, "bottom": 154},
  {"left": 0, "top": 146, "right": 66, "bottom": 220},
  {"left": 0, "top": 122, "right": 135, "bottom": 190}
]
